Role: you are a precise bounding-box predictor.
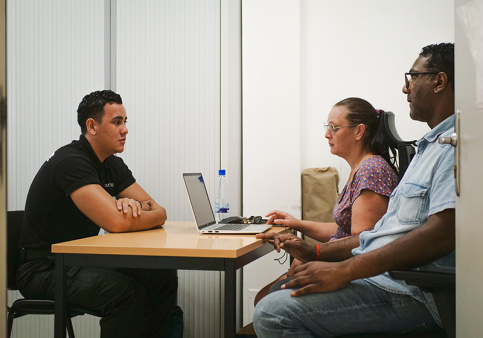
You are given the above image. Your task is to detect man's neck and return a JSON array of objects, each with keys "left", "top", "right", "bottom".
[
  {"left": 428, "top": 93, "right": 455, "bottom": 129},
  {"left": 427, "top": 111, "right": 454, "bottom": 129},
  {"left": 84, "top": 134, "right": 110, "bottom": 163}
]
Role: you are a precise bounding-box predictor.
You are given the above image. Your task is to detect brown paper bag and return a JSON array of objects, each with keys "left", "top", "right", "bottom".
[{"left": 301, "top": 167, "right": 339, "bottom": 244}]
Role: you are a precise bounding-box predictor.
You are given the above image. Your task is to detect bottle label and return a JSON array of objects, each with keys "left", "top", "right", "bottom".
[{"left": 215, "top": 202, "right": 229, "bottom": 213}]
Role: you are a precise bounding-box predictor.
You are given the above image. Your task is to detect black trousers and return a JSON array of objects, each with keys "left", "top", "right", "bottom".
[{"left": 17, "top": 257, "right": 180, "bottom": 338}]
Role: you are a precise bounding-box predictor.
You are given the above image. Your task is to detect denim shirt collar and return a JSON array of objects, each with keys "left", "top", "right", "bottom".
[{"left": 416, "top": 115, "right": 455, "bottom": 147}]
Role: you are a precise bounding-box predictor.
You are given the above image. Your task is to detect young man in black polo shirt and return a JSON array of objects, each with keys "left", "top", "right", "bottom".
[{"left": 17, "top": 90, "right": 181, "bottom": 337}]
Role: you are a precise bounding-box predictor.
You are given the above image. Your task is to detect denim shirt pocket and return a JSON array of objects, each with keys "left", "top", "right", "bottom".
[{"left": 396, "top": 183, "right": 429, "bottom": 225}]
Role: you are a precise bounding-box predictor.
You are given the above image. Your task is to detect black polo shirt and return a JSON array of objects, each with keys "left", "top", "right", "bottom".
[{"left": 20, "top": 134, "right": 136, "bottom": 251}]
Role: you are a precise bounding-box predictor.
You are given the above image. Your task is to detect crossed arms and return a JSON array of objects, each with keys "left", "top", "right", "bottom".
[{"left": 71, "top": 182, "right": 167, "bottom": 233}]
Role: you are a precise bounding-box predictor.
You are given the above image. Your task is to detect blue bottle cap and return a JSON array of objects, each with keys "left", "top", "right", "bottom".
[{"left": 219, "top": 169, "right": 226, "bottom": 175}]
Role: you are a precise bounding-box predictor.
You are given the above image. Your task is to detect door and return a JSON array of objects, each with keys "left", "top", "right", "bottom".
[
  {"left": 0, "top": 0, "right": 6, "bottom": 334},
  {"left": 455, "top": 0, "right": 483, "bottom": 336}
]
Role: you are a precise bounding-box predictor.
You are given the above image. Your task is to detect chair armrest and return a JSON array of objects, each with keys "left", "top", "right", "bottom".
[
  {"left": 389, "top": 269, "right": 455, "bottom": 338},
  {"left": 389, "top": 270, "right": 455, "bottom": 289}
]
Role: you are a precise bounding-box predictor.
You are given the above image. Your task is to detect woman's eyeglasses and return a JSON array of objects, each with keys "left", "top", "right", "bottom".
[{"left": 323, "top": 122, "right": 358, "bottom": 133}]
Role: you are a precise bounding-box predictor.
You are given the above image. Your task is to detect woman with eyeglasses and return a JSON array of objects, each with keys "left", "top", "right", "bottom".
[{"left": 255, "top": 97, "right": 399, "bottom": 305}]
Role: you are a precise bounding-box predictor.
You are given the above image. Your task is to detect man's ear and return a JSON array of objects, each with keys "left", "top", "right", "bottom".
[
  {"left": 86, "top": 118, "right": 97, "bottom": 135},
  {"left": 434, "top": 72, "right": 449, "bottom": 94}
]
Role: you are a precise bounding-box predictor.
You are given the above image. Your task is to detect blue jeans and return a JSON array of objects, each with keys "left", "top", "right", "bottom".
[{"left": 253, "top": 278, "right": 443, "bottom": 337}]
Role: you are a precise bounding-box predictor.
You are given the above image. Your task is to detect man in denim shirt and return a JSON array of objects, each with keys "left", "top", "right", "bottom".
[{"left": 254, "top": 43, "right": 455, "bottom": 337}]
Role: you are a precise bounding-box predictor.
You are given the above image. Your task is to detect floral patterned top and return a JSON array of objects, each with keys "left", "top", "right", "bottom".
[{"left": 330, "top": 155, "right": 398, "bottom": 241}]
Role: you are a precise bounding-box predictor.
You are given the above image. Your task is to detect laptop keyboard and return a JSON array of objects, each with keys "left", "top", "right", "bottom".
[{"left": 216, "top": 223, "right": 251, "bottom": 231}]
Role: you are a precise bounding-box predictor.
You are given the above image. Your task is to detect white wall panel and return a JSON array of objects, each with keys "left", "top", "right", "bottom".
[
  {"left": 7, "top": 0, "right": 105, "bottom": 210},
  {"left": 115, "top": 0, "right": 221, "bottom": 222},
  {"left": 241, "top": 0, "right": 300, "bottom": 325},
  {"left": 115, "top": 1, "right": 223, "bottom": 337},
  {"left": 7, "top": 0, "right": 105, "bottom": 336}
]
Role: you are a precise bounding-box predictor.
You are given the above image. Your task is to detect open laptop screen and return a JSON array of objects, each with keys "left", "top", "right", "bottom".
[{"left": 183, "top": 173, "right": 217, "bottom": 228}]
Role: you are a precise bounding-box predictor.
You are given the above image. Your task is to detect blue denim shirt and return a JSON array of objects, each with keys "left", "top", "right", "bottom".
[{"left": 352, "top": 115, "right": 455, "bottom": 327}]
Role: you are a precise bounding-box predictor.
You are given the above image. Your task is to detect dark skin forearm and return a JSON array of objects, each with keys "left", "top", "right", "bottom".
[
  {"left": 282, "top": 209, "right": 455, "bottom": 297},
  {"left": 281, "top": 234, "right": 361, "bottom": 262}
]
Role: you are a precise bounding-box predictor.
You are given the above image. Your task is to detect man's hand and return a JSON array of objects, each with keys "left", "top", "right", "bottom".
[
  {"left": 281, "top": 239, "right": 317, "bottom": 262},
  {"left": 256, "top": 232, "right": 317, "bottom": 262},
  {"left": 256, "top": 232, "right": 302, "bottom": 253},
  {"left": 286, "top": 258, "right": 303, "bottom": 277},
  {"left": 143, "top": 200, "right": 153, "bottom": 211},
  {"left": 281, "top": 260, "right": 352, "bottom": 297},
  {"left": 116, "top": 198, "right": 143, "bottom": 217}
]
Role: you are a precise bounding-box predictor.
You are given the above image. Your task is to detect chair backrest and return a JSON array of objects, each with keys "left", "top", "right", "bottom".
[
  {"left": 7, "top": 210, "right": 25, "bottom": 290},
  {"left": 381, "top": 111, "right": 417, "bottom": 180}
]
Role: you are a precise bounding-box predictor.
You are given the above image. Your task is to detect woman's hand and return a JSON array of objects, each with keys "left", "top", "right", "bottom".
[{"left": 265, "top": 210, "right": 301, "bottom": 229}]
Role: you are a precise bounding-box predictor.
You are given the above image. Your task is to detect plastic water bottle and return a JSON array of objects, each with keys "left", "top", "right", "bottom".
[{"left": 214, "top": 169, "right": 229, "bottom": 222}]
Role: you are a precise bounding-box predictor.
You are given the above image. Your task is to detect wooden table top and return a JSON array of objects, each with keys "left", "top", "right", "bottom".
[{"left": 52, "top": 221, "right": 286, "bottom": 259}]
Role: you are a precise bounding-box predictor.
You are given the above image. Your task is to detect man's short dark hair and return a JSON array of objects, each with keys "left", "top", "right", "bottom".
[
  {"left": 420, "top": 43, "right": 454, "bottom": 88},
  {"left": 77, "top": 90, "right": 123, "bottom": 134}
]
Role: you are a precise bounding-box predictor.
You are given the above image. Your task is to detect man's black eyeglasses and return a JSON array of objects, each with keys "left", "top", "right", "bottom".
[{"left": 405, "top": 71, "right": 439, "bottom": 89}]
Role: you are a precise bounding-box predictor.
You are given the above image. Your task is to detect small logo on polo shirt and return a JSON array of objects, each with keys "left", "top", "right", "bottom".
[
  {"left": 47, "top": 151, "right": 56, "bottom": 161},
  {"left": 104, "top": 183, "right": 115, "bottom": 188}
]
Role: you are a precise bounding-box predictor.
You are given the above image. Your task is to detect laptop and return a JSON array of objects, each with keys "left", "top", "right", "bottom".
[{"left": 183, "top": 173, "right": 272, "bottom": 234}]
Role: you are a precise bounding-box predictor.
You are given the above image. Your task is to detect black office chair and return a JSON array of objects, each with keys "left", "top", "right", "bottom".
[
  {"left": 7, "top": 210, "right": 99, "bottom": 337},
  {"left": 381, "top": 111, "right": 417, "bottom": 180}
]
